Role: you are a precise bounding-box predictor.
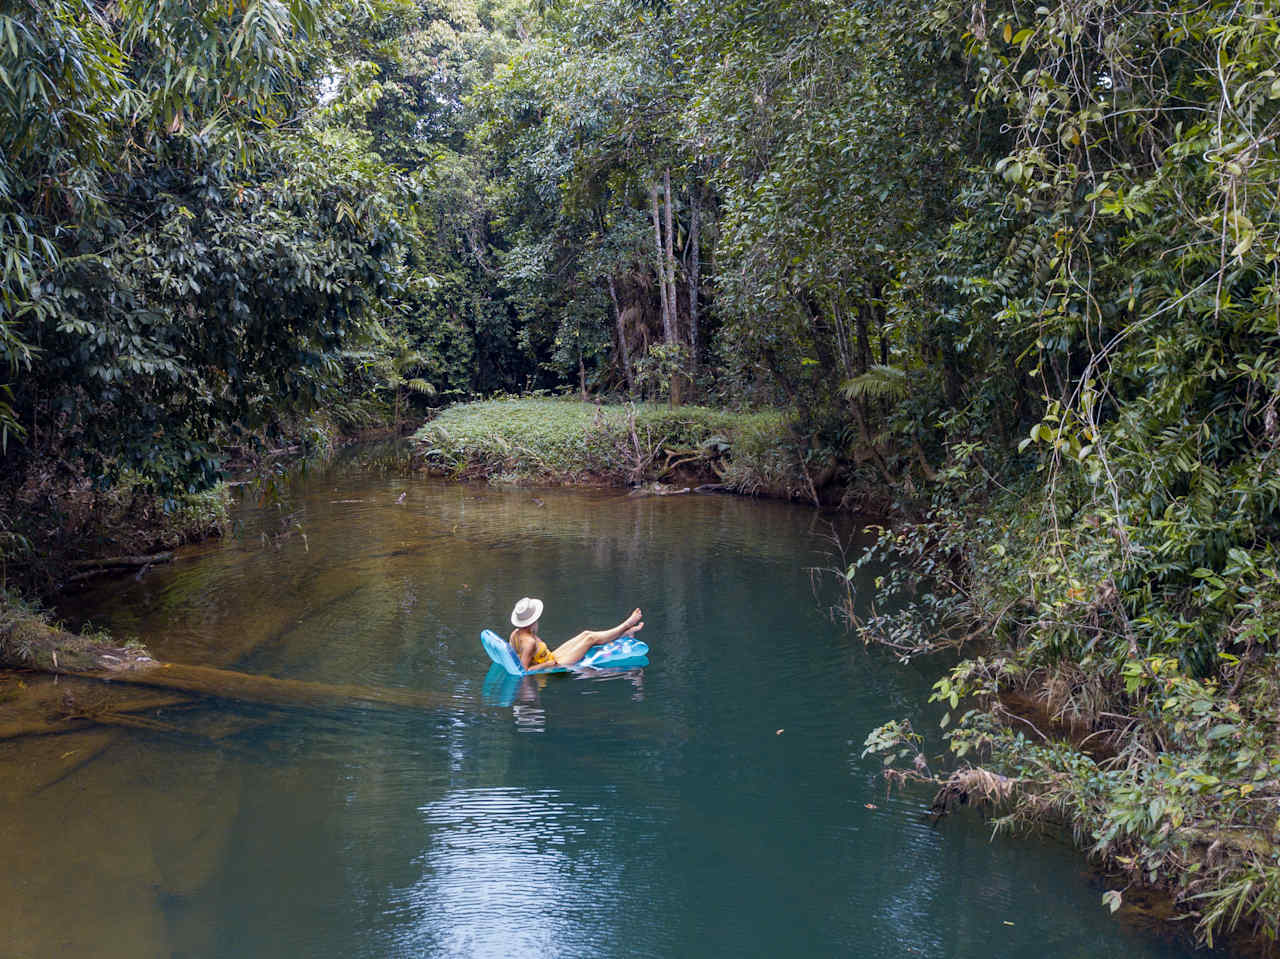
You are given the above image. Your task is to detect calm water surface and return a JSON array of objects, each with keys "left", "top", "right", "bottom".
[{"left": 1, "top": 450, "right": 1208, "bottom": 958}]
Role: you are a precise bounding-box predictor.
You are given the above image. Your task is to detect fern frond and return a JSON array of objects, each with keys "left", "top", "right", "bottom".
[{"left": 841, "top": 365, "right": 910, "bottom": 402}]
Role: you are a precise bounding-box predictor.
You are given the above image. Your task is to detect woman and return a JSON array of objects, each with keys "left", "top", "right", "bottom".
[{"left": 508, "top": 597, "right": 644, "bottom": 672}]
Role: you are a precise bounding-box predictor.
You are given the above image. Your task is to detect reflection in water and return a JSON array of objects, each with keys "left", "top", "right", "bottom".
[
  {"left": 482, "top": 663, "right": 648, "bottom": 712},
  {"left": 511, "top": 703, "right": 546, "bottom": 732},
  {"left": 481, "top": 662, "right": 523, "bottom": 707},
  {"left": 0, "top": 449, "right": 1206, "bottom": 959},
  {"left": 393, "top": 787, "right": 613, "bottom": 958}
]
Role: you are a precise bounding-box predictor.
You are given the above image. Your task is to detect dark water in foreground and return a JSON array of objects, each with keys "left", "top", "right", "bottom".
[{"left": 1, "top": 452, "right": 1206, "bottom": 958}]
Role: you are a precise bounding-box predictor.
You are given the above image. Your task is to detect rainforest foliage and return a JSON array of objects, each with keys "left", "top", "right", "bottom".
[{"left": 4, "top": 0, "right": 1280, "bottom": 944}]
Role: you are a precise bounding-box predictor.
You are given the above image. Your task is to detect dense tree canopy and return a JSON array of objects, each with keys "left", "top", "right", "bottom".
[
  {"left": 4, "top": 0, "right": 1280, "bottom": 942},
  {"left": 0, "top": 0, "right": 420, "bottom": 496}
]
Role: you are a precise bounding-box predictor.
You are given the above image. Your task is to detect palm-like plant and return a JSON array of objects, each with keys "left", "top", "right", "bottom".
[{"left": 380, "top": 338, "right": 436, "bottom": 431}]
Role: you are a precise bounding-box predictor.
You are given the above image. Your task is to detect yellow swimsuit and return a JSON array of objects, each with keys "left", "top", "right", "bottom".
[{"left": 514, "top": 632, "right": 555, "bottom": 667}]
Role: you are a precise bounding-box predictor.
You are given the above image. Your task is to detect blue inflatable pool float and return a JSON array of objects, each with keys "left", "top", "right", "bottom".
[{"left": 481, "top": 629, "right": 649, "bottom": 676}]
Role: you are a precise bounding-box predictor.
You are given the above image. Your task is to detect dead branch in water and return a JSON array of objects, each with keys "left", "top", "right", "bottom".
[
  {"left": 925, "top": 767, "right": 1018, "bottom": 823},
  {"left": 67, "top": 552, "right": 175, "bottom": 570}
]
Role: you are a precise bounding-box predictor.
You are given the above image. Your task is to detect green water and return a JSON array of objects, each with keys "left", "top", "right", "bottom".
[{"left": 2, "top": 451, "right": 1209, "bottom": 958}]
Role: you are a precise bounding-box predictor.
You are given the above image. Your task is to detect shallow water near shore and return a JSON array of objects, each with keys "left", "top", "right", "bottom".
[{"left": 2, "top": 449, "right": 1211, "bottom": 958}]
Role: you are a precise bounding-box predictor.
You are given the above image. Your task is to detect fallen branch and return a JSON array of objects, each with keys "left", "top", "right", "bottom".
[
  {"left": 0, "top": 692, "right": 193, "bottom": 742},
  {"left": 92, "top": 660, "right": 456, "bottom": 714},
  {"left": 67, "top": 551, "right": 175, "bottom": 570},
  {"left": 2, "top": 618, "right": 457, "bottom": 719}
]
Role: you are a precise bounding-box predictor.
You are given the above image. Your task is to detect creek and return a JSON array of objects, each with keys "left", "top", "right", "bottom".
[{"left": 0, "top": 447, "right": 1207, "bottom": 958}]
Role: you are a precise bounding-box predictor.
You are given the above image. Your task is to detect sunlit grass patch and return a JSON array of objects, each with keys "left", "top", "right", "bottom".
[{"left": 413, "top": 396, "right": 797, "bottom": 491}]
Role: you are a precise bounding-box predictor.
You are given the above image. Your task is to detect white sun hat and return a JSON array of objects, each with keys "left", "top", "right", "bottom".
[{"left": 511, "top": 597, "right": 544, "bottom": 628}]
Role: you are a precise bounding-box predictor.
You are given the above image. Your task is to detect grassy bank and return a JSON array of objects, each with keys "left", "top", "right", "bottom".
[{"left": 412, "top": 397, "right": 816, "bottom": 498}]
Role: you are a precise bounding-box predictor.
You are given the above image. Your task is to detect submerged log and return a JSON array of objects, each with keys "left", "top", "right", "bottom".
[
  {"left": 96, "top": 661, "right": 454, "bottom": 714},
  {"left": 1, "top": 617, "right": 452, "bottom": 723},
  {"left": 0, "top": 691, "right": 194, "bottom": 743}
]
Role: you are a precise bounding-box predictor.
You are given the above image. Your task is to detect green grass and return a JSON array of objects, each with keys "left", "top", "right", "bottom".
[{"left": 413, "top": 396, "right": 803, "bottom": 493}]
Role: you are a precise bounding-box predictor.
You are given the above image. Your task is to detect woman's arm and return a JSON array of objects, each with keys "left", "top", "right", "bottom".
[{"left": 512, "top": 634, "right": 533, "bottom": 669}]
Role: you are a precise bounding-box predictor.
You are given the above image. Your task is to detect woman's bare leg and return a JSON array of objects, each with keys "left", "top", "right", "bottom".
[{"left": 551, "top": 609, "right": 643, "bottom": 666}]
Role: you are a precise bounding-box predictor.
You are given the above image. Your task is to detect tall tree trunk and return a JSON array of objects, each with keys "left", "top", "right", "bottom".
[
  {"left": 662, "top": 168, "right": 682, "bottom": 405},
  {"left": 649, "top": 183, "right": 673, "bottom": 347},
  {"left": 607, "top": 275, "right": 633, "bottom": 393},
  {"left": 832, "top": 303, "right": 855, "bottom": 379},
  {"left": 661, "top": 168, "right": 679, "bottom": 341},
  {"left": 687, "top": 185, "right": 700, "bottom": 367}
]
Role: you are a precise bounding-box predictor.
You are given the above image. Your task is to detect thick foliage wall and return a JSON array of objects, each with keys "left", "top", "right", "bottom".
[
  {"left": 0, "top": 0, "right": 416, "bottom": 502},
  {"left": 850, "top": 0, "right": 1280, "bottom": 944}
]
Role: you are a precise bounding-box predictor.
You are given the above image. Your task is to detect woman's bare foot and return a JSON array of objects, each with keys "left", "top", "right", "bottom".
[
  {"left": 630, "top": 621, "right": 644, "bottom": 635},
  {"left": 623, "top": 608, "right": 642, "bottom": 629}
]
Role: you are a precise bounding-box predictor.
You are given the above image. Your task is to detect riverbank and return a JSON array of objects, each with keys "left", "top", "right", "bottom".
[
  {"left": 0, "top": 414, "right": 407, "bottom": 724},
  {"left": 0, "top": 413, "right": 404, "bottom": 599},
  {"left": 849, "top": 473, "right": 1280, "bottom": 953},
  {"left": 411, "top": 396, "right": 831, "bottom": 501}
]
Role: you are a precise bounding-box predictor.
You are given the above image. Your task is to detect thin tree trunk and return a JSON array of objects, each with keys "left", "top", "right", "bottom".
[
  {"left": 608, "top": 275, "right": 634, "bottom": 392},
  {"left": 854, "top": 305, "right": 874, "bottom": 426},
  {"left": 662, "top": 168, "right": 682, "bottom": 405},
  {"left": 688, "top": 187, "right": 700, "bottom": 365},
  {"left": 832, "top": 303, "right": 854, "bottom": 379},
  {"left": 662, "top": 168, "right": 679, "bottom": 342},
  {"left": 649, "top": 183, "right": 673, "bottom": 346}
]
